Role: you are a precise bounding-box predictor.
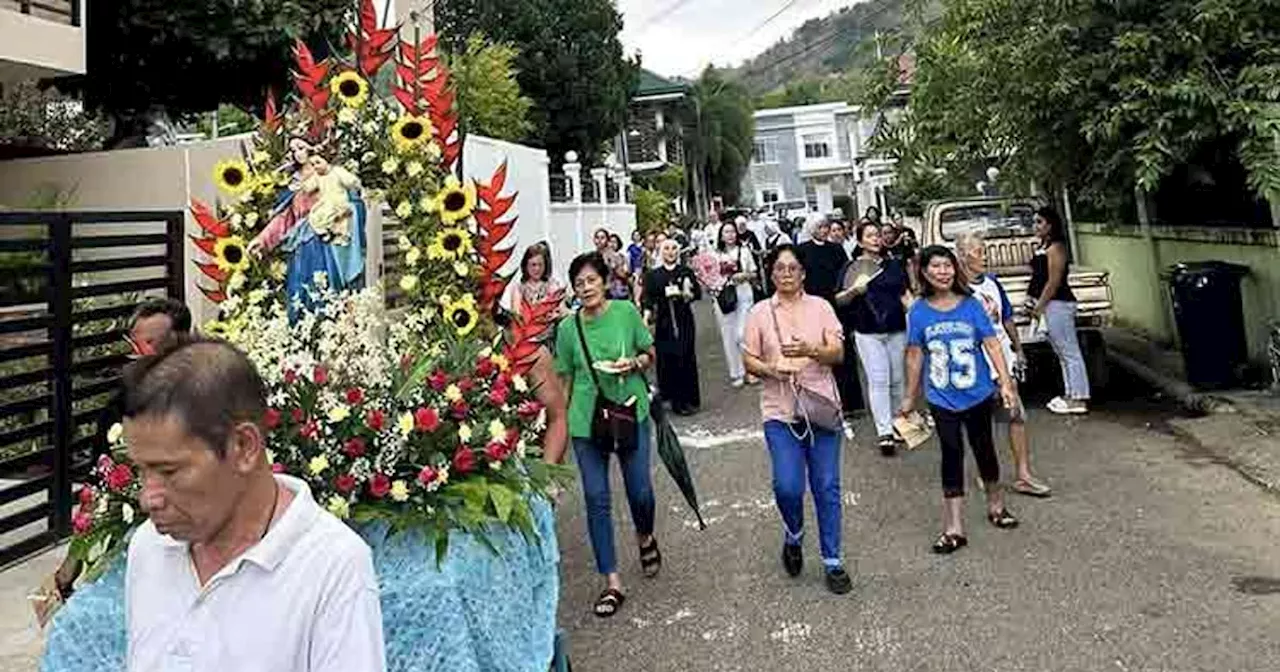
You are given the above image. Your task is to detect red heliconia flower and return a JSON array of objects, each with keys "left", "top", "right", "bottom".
[
  {"left": 417, "top": 464, "right": 438, "bottom": 486},
  {"left": 428, "top": 369, "right": 448, "bottom": 392},
  {"left": 452, "top": 447, "right": 476, "bottom": 474},
  {"left": 72, "top": 510, "right": 93, "bottom": 535},
  {"left": 369, "top": 473, "right": 392, "bottom": 498},
  {"left": 488, "top": 385, "right": 510, "bottom": 407},
  {"left": 475, "top": 356, "right": 496, "bottom": 379},
  {"left": 343, "top": 437, "right": 367, "bottom": 458},
  {"left": 334, "top": 473, "right": 358, "bottom": 494},
  {"left": 345, "top": 388, "right": 365, "bottom": 405},
  {"left": 105, "top": 464, "right": 134, "bottom": 491},
  {"left": 449, "top": 399, "right": 469, "bottom": 420},
  {"left": 300, "top": 420, "right": 319, "bottom": 440},
  {"left": 263, "top": 408, "right": 282, "bottom": 430},
  {"left": 272, "top": 462, "right": 286, "bottom": 474},
  {"left": 284, "top": 368, "right": 298, "bottom": 385},
  {"left": 414, "top": 407, "right": 440, "bottom": 432},
  {"left": 291, "top": 408, "right": 306, "bottom": 423},
  {"left": 366, "top": 409, "right": 386, "bottom": 432},
  {"left": 77, "top": 485, "right": 95, "bottom": 507},
  {"left": 313, "top": 366, "right": 329, "bottom": 386},
  {"left": 484, "top": 440, "right": 509, "bottom": 463},
  {"left": 516, "top": 400, "right": 544, "bottom": 419}
]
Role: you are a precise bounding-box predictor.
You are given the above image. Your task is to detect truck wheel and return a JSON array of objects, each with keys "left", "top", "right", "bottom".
[{"left": 1080, "top": 330, "right": 1109, "bottom": 394}]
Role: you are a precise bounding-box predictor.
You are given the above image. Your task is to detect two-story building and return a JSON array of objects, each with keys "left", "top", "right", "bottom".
[
  {"left": 0, "top": 0, "right": 85, "bottom": 84},
  {"left": 741, "top": 101, "right": 896, "bottom": 219}
]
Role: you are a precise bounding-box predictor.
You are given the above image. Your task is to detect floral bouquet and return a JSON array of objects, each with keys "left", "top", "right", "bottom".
[
  {"left": 689, "top": 250, "right": 726, "bottom": 294},
  {"left": 67, "top": 0, "right": 571, "bottom": 578}
]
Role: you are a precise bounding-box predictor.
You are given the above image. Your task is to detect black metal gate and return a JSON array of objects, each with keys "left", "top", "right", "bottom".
[{"left": 0, "top": 210, "right": 184, "bottom": 567}]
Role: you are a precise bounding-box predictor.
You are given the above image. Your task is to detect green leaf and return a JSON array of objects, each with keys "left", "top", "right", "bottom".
[{"left": 489, "top": 484, "right": 516, "bottom": 523}]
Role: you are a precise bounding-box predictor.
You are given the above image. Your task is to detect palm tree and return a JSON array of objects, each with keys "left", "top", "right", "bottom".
[{"left": 673, "top": 67, "right": 756, "bottom": 215}]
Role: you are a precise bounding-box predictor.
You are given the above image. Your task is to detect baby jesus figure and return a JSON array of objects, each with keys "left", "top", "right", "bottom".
[{"left": 302, "top": 155, "right": 361, "bottom": 246}]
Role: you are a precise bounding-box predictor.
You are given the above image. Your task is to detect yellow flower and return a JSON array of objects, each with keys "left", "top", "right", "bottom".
[
  {"left": 330, "top": 71, "right": 370, "bottom": 108},
  {"left": 405, "top": 247, "right": 422, "bottom": 266},
  {"left": 453, "top": 261, "right": 470, "bottom": 277},
  {"left": 213, "top": 236, "right": 250, "bottom": 273},
  {"left": 488, "top": 418, "right": 506, "bottom": 440},
  {"left": 397, "top": 412, "right": 415, "bottom": 436},
  {"left": 443, "top": 294, "right": 479, "bottom": 337},
  {"left": 427, "top": 227, "right": 473, "bottom": 261},
  {"left": 309, "top": 455, "right": 330, "bottom": 476},
  {"left": 445, "top": 384, "right": 462, "bottom": 402},
  {"left": 436, "top": 465, "right": 450, "bottom": 485},
  {"left": 457, "top": 423, "right": 473, "bottom": 444},
  {"left": 337, "top": 107, "right": 358, "bottom": 124},
  {"left": 395, "top": 200, "right": 413, "bottom": 219},
  {"left": 406, "top": 161, "right": 424, "bottom": 177},
  {"left": 270, "top": 260, "right": 287, "bottom": 281},
  {"left": 425, "top": 142, "right": 443, "bottom": 162},
  {"left": 213, "top": 159, "right": 251, "bottom": 196},
  {"left": 399, "top": 274, "right": 419, "bottom": 292},
  {"left": 432, "top": 176, "right": 477, "bottom": 225},
  {"left": 250, "top": 150, "right": 271, "bottom": 166},
  {"left": 491, "top": 353, "right": 510, "bottom": 372},
  {"left": 327, "top": 406, "right": 350, "bottom": 423},
  {"left": 390, "top": 480, "right": 410, "bottom": 502},
  {"left": 391, "top": 114, "right": 434, "bottom": 153},
  {"left": 326, "top": 496, "right": 350, "bottom": 519},
  {"left": 381, "top": 157, "right": 400, "bottom": 175}
]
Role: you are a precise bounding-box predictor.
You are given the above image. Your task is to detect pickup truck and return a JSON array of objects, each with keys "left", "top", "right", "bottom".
[{"left": 919, "top": 197, "right": 1114, "bottom": 388}]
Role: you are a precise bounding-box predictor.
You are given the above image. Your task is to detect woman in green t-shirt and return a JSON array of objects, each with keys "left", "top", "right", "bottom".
[{"left": 554, "top": 252, "right": 659, "bottom": 618}]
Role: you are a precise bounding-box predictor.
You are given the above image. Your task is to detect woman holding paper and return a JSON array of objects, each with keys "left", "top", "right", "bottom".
[
  {"left": 835, "top": 220, "right": 910, "bottom": 456},
  {"left": 644, "top": 239, "right": 703, "bottom": 415}
]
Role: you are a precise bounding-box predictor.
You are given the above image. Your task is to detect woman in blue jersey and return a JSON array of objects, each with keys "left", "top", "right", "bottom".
[{"left": 901, "top": 246, "right": 1021, "bottom": 554}]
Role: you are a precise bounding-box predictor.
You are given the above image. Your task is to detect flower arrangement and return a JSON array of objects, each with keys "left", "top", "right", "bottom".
[
  {"left": 689, "top": 250, "right": 726, "bottom": 294},
  {"left": 68, "top": 0, "right": 569, "bottom": 578}
]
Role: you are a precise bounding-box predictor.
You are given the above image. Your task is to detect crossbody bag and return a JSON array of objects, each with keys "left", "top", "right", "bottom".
[
  {"left": 768, "top": 302, "right": 843, "bottom": 437},
  {"left": 575, "top": 313, "right": 639, "bottom": 453}
]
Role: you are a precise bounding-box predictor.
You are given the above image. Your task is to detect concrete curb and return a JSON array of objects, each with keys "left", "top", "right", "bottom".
[{"left": 1106, "top": 348, "right": 1237, "bottom": 415}]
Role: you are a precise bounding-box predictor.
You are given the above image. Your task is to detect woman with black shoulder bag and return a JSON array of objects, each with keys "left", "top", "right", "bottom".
[
  {"left": 554, "top": 252, "right": 661, "bottom": 619},
  {"left": 714, "top": 221, "right": 758, "bottom": 387}
]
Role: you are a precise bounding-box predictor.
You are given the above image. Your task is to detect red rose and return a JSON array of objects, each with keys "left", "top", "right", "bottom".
[
  {"left": 272, "top": 462, "right": 285, "bottom": 474},
  {"left": 369, "top": 473, "right": 392, "bottom": 498},
  {"left": 475, "top": 357, "right": 496, "bottom": 379},
  {"left": 313, "top": 366, "right": 329, "bottom": 386},
  {"left": 105, "top": 464, "right": 133, "bottom": 491},
  {"left": 77, "top": 485, "right": 95, "bottom": 507},
  {"left": 263, "top": 408, "right": 282, "bottom": 430},
  {"left": 484, "top": 441, "right": 509, "bottom": 463},
  {"left": 450, "top": 399, "right": 469, "bottom": 420},
  {"left": 516, "top": 400, "right": 544, "bottom": 419},
  {"left": 417, "top": 465, "right": 438, "bottom": 486},
  {"left": 345, "top": 388, "right": 364, "bottom": 405},
  {"left": 505, "top": 428, "right": 521, "bottom": 447},
  {"left": 488, "top": 385, "right": 510, "bottom": 406},
  {"left": 457, "top": 378, "right": 475, "bottom": 394},
  {"left": 334, "top": 473, "right": 358, "bottom": 493},
  {"left": 300, "top": 420, "right": 319, "bottom": 440},
  {"left": 366, "top": 409, "right": 386, "bottom": 432},
  {"left": 428, "top": 370, "right": 448, "bottom": 392},
  {"left": 414, "top": 407, "right": 440, "bottom": 432},
  {"left": 290, "top": 408, "right": 305, "bottom": 423},
  {"left": 452, "top": 447, "right": 476, "bottom": 474},
  {"left": 343, "top": 437, "right": 367, "bottom": 458},
  {"left": 72, "top": 510, "right": 93, "bottom": 535},
  {"left": 283, "top": 368, "right": 298, "bottom": 384}
]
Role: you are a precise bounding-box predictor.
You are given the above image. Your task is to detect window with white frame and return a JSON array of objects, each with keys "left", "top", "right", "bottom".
[
  {"left": 803, "top": 134, "right": 832, "bottom": 159},
  {"left": 752, "top": 137, "right": 779, "bottom": 165},
  {"left": 760, "top": 188, "right": 781, "bottom": 204}
]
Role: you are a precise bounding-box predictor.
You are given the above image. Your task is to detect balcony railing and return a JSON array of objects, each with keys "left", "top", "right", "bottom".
[{"left": 2, "top": 0, "right": 80, "bottom": 27}]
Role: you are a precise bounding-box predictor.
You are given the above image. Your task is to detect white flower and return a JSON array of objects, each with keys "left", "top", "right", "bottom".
[
  {"left": 327, "top": 496, "right": 350, "bottom": 519},
  {"left": 445, "top": 384, "right": 462, "bottom": 402},
  {"left": 425, "top": 142, "right": 442, "bottom": 161},
  {"left": 488, "top": 418, "right": 506, "bottom": 440},
  {"left": 395, "top": 201, "right": 413, "bottom": 219},
  {"left": 363, "top": 121, "right": 378, "bottom": 134},
  {"left": 397, "top": 412, "right": 415, "bottom": 436},
  {"left": 381, "top": 158, "right": 400, "bottom": 175},
  {"left": 405, "top": 247, "right": 422, "bottom": 266},
  {"left": 516, "top": 440, "right": 528, "bottom": 458},
  {"left": 399, "top": 274, "right": 419, "bottom": 292},
  {"left": 398, "top": 234, "right": 412, "bottom": 249},
  {"left": 309, "top": 455, "right": 330, "bottom": 475},
  {"left": 512, "top": 375, "right": 528, "bottom": 393},
  {"left": 406, "top": 161, "right": 424, "bottom": 177},
  {"left": 337, "top": 107, "right": 358, "bottom": 124},
  {"left": 436, "top": 465, "right": 450, "bottom": 486},
  {"left": 457, "top": 423, "right": 472, "bottom": 444},
  {"left": 390, "top": 480, "right": 410, "bottom": 502},
  {"left": 251, "top": 150, "right": 270, "bottom": 166},
  {"left": 228, "top": 272, "right": 247, "bottom": 291},
  {"left": 327, "top": 405, "right": 351, "bottom": 423},
  {"left": 247, "top": 289, "right": 268, "bottom": 306},
  {"left": 106, "top": 422, "right": 124, "bottom": 445},
  {"left": 230, "top": 212, "right": 244, "bottom": 228},
  {"left": 361, "top": 151, "right": 377, "bottom": 163},
  {"left": 245, "top": 211, "right": 259, "bottom": 227},
  {"left": 454, "top": 261, "right": 470, "bottom": 277},
  {"left": 121, "top": 503, "right": 135, "bottom": 525}
]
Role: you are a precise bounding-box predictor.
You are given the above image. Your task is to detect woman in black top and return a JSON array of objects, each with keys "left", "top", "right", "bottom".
[
  {"left": 1028, "top": 206, "right": 1090, "bottom": 414},
  {"left": 643, "top": 239, "right": 702, "bottom": 415},
  {"left": 835, "top": 220, "right": 910, "bottom": 455}
]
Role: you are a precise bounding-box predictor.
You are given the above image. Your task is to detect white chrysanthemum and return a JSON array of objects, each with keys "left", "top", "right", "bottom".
[
  {"left": 390, "top": 480, "right": 410, "bottom": 502},
  {"left": 327, "top": 405, "right": 350, "bottom": 423},
  {"left": 106, "top": 422, "right": 124, "bottom": 445},
  {"left": 512, "top": 375, "right": 528, "bottom": 393},
  {"left": 457, "top": 423, "right": 472, "bottom": 444}
]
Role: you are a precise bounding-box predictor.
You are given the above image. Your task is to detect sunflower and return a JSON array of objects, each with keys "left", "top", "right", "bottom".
[
  {"left": 391, "top": 114, "right": 435, "bottom": 153},
  {"left": 433, "top": 176, "right": 477, "bottom": 225},
  {"left": 330, "top": 71, "right": 370, "bottom": 108},
  {"left": 213, "top": 236, "right": 250, "bottom": 273},
  {"left": 427, "top": 227, "right": 473, "bottom": 261},
  {"left": 213, "top": 159, "right": 251, "bottom": 196},
  {"left": 443, "top": 294, "right": 479, "bottom": 337}
]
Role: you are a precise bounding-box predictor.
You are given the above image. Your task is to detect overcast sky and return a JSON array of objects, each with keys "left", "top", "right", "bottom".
[{"left": 617, "top": 0, "right": 865, "bottom": 78}]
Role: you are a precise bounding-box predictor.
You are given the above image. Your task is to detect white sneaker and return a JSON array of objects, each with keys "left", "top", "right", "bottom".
[
  {"left": 1046, "top": 396, "right": 1088, "bottom": 415},
  {"left": 731, "top": 378, "right": 745, "bottom": 388}
]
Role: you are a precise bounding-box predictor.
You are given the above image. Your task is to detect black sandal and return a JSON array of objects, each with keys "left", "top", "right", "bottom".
[
  {"left": 593, "top": 588, "right": 625, "bottom": 617},
  {"left": 987, "top": 509, "right": 1019, "bottom": 529},
  {"left": 639, "top": 538, "right": 662, "bottom": 578},
  {"left": 932, "top": 533, "right": 968, "bottom": 554}
]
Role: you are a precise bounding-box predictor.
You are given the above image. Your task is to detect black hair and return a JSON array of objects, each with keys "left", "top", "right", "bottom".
[
  {"left": 132, "top": 297, "right": 192, "bottom": 333},
  {"left": 1035, "top": 206, "right": 1068, "bottom": 244},
  {"left": 568, "top": 251, "right": 609, "bottom": 287},
  {"left": 855, "top": 219, "right": 879, "bottom": 246},
  {"left": 520, "top": 243, "right": 552, "bottom": 283},
  {"left": 122, "top": 338, "right": 267, "bottom": 457},
  {"left": 864, "top": 206, "right": 882, "bottom": 222},
  {"left": 763, "top": 243, "right": 804, "bottom": 287},
  {"left": 916, "top": 245, "right": 971, "bottom": 298},
  {"left": 716, "top": 220, "right": 738, "bottom": 252},
  {"left": 608, "top": 233, "right": 624, "bottom": 251}
]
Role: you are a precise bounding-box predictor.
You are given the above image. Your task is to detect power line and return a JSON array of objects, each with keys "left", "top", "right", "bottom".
[
  {"left": 737, "top": 0, "right": 904, "bottom": 78},
  {"left": 634, "top": 0, "right": 700, "bottom": 31},
  {"left": 740, "top": 0, "right": 809, "bottom": 42}
]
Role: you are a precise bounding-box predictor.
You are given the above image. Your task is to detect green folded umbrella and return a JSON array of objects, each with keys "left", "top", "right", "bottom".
[{"left": 649, "top": 398, "right": 707, "bottom": 530}]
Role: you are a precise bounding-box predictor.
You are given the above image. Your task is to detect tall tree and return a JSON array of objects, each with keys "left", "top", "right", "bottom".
[
  {"left": 63, "top": 0, "right": 353, "bottom": 147},
  {"left": 435, "top": 0, "right": 637, "bottom": 164},
  {"left": 445, "top": 33, "right": 535, "bottom": 143},
  {"left": 680, "top": 68, "right": 756, "bottom": 209}
]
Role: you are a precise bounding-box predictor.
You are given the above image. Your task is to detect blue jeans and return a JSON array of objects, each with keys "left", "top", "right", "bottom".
[
  {"left": 763, "top": 420, "right": 843, "bottom": 568},
  {"left": 573, "top": 422, "right": 655, "bottom": 575},
  {"left": 1045, "top": 300, "right": 1091, "bottom": 400}
]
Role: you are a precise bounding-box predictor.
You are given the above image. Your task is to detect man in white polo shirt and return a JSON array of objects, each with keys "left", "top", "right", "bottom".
[{"left": 121, "top": 339, "right": 385, "bottom": 672}]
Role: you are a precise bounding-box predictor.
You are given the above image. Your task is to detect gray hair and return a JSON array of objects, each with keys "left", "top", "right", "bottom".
[{"left": 954, "top": 230, "right": 985, "bottom": 254}]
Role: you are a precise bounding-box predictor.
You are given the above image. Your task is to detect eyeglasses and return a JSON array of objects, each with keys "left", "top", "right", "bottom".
[{"left": 773, "top": 264, "right": 802, "bottom": 275}]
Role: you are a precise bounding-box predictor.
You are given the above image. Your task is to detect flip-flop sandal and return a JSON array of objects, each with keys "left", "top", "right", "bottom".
[
  {"left": 932, "top": 533, "right": 968, "bottom": 554},
  {"left": 988, "top": 509, "right": 1020, "bottom": 529},
  {"left": 640, "top": 538, "right": 662, "bottom": 578},
  {"left": 593, "top": 588, "right": 625, "bottom": 618},
  {"left": 1014, "top": 479, "right": 1052, "bottom": 498}
]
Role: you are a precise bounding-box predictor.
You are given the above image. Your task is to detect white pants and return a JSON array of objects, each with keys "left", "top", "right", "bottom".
[
  {"left": 716, "top": 283, "right": 754, "bottom": 382},
  {"left": 854, "top": 331, "right": 907, "bottom": 436}
]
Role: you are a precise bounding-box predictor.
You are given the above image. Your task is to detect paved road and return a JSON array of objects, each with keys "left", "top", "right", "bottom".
[{"left": 555, "top": 301, "right": 1280, "bottom": 671}]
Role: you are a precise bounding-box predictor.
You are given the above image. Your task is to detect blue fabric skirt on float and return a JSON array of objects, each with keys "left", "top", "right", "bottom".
[{"left": 40, "top": 498, "right": 559, "bottom": 672}]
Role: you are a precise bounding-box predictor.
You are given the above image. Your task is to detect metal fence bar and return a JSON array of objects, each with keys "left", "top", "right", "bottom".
[{"left": 48, "top": 213, "right": 72, "bottom": 537}]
